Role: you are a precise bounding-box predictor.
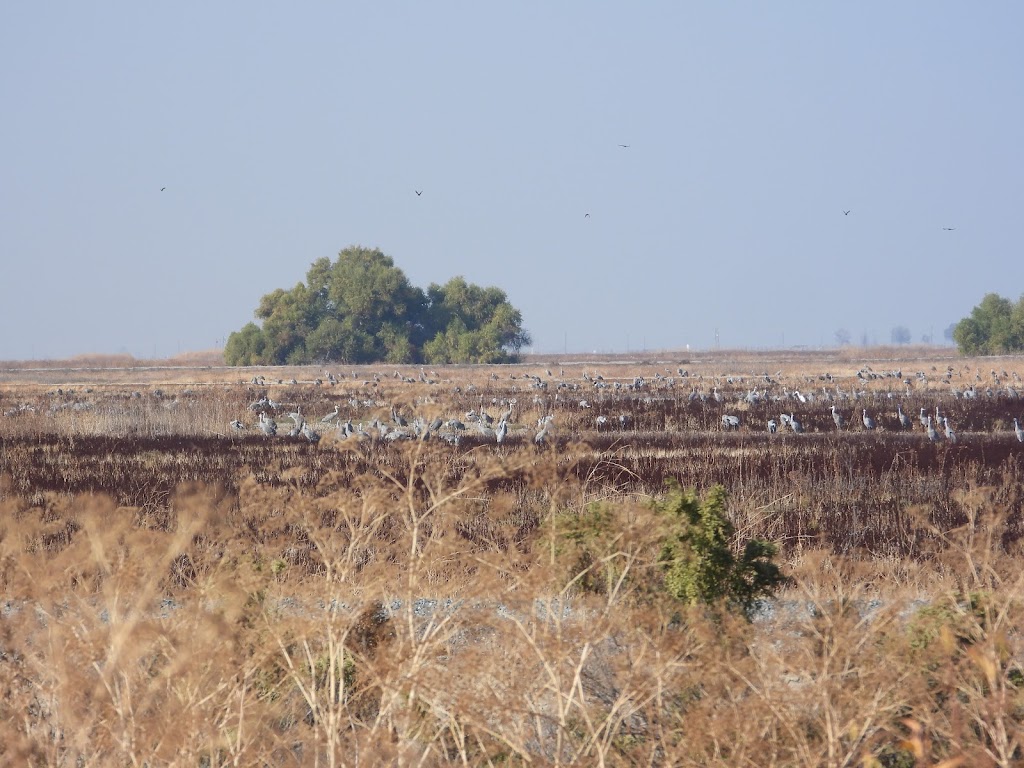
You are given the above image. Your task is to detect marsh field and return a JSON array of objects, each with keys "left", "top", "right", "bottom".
[{"left": 3, "top": 347, "right": 1024, "bottom": 767}]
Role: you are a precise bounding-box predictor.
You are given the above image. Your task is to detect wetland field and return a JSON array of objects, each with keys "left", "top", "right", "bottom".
[{"left": 2, "top": 347, "right": 1024, "bottom": 766}]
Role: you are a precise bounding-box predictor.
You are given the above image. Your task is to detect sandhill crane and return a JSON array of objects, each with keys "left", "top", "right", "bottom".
[
  {"left": 414, "top": 418, "right": 432, "bottom": 441},
  {"left": 302, "top": 421, "right": 321, "bottom": 443},
  {"left": 926, "top": 416, "right": 940, "bottom": 442},
  {"left": 831, "top": 405, "right": 845, "bottom": 430},
  {"left": 619, "top": 413, "right": 633, "bottom": 429},
  {"left": 897, "top": 405, "right": 912, "bottom": 430},
  {"left": 596, "top": 415, "right": 609, "bottom": 430},
  {"left": 862, "top": 409, "right": 876, "bottom": 430},
  {"left": 1015, "top": 418, "right": 1024, "bottom": 443},
  {"left": 258, "top": 412, "right": 277, "bottom": 436},
  {"left": 495, "top": 419, "right": 508, "bottom": 444},
  {"left": 391, "top": 405, "right": 408, "bottom": 427},
  {"left": 535, "top": 415, "right": 554, "bottom": 445},
  {"left": 229, "top": 419, "right": 245, "bottom": 432},
  {"left": 767, "top": 419, "right": 777, "bottom": 434},
  {"left": 320, "top": 404, "right": 340, "bottom": 424},
  {"left": 722, "top": 414, "right": 740, "bottom": 431},
  {"left": 789, "top": 413, "right": 803, "bottom": 434},
  {"left": 942, "top": 418, "right": 957, "bottom": 443},
  {"left": 919, "top": 408, "right": 929, "bottom": 429}
]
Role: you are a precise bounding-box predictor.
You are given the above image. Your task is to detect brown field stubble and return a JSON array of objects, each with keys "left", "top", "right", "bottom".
[{"left": 2, "top": 351, "right": 1024, "bottom": 765}]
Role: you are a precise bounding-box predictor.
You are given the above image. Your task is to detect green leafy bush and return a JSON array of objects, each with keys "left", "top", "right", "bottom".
[
  {"left": 656, "top": 482, "right": 787, "bottom": 617},
  {"left": 551, "top": 482, "right": 786, "bottom": 618}
]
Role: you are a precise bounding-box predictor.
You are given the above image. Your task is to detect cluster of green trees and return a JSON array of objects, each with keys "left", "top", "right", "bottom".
[
  {"left": 224, "top": 246, "right": 531, "bottom": 366},
  {"left": 952, "top": 293, "right": 1024, "bottom": 355}
]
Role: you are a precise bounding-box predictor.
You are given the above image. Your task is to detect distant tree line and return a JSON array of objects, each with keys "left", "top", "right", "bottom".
[
  {"left": 224, "top": 246, "right": 531, "bottom": 366},
  {"left": 834, "top": 326, "right": 929, "bottom": 347},
  {"left": 952, "top": 292, "right": 1024, "bottom": 355}
]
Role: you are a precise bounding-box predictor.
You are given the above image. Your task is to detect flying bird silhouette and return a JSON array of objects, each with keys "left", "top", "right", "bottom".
[
  {"left": 584, "top": 213, "right": 590, "bottom": 218},
  {"left": 618, "top": 144, "right": 630, "bottom": 148},
  {"left": 843, "top": 210, "right": 850, "bottom": 215},
  {"left": 415, "top": 190, "right": 422, "bottom": 196},
  {"left": 160, "top": 187, "right": 166, "bottom": 191},
  {"left": 942, "top": 227, "right": 956, "bottom": 231}
]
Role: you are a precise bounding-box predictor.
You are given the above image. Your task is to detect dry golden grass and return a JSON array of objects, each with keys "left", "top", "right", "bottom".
[{"left": 2, "top": 350, "right": 1024, "bottom": 765}]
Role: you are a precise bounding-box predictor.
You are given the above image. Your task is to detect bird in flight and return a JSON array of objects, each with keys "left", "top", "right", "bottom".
[
  {"left": 584, "top": 213, "right": 591, "bottom": 218},
  {"left": 415, "top": 190, "right": 422, "bottom": 196},
  {"left": 942, "top": 227, "right": 956, "bottom": 231},
  {"left": 161, "top": 187, "right": 166, "bottom": 192},
  {"left": 618, "top": 144, "right": 630, "bottom": 148},
  {"left": 843, "top": 210, "right": 850, "bottom": 215}
]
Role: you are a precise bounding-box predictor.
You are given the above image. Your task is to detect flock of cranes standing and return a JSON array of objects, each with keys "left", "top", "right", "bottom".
[
  {"left": 714, "top": 402, "right": 991, "bottom": 444},
  {"left": 6, "top": 361, "right": 1021, "bottom": 449},
  {"left": 224, "top": 362, "right": 1024, "bottom": 448},
  {"left": 236, "top": 394, "right": 527, "bottom": 445}
]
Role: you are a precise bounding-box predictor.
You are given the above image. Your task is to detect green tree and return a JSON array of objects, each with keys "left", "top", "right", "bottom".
[
  {"left": 325, "top": 247, "right": 427, "bottom": 342},
  {"left": 952, "top": 293, "right": 1024, "bottom": 355},
  {"left": 422, "top": 277, "right": 531, "bottom": 364},
  {"left": 305, "top": 316, "right": 346, "bottom": 361},
  {"left": 656, "top": 482, "right": 786, "bottom": 618},
  {"left": 225, "top": 247, "right": 530, "bottom": 366},
  {"left": 255, "top": 283, "right": 317, "bottom": 364},
  {"left": 223, "top": 322, "right": 266, "bottom": 366}
]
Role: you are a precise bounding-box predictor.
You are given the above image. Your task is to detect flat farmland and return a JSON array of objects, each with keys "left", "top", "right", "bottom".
[{"left": 3, "top": 348, "right": 1024, "bottom": 766}]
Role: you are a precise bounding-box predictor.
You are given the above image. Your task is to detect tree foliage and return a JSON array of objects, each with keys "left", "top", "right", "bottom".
[
  {"left": 890, "top": 325, "right": 911, "bottom": 345},
  {"left": 656, "top": 482, "right": 787, "bottom": 618},
  {"left": 225, "top": 246, "right": 531, "bottom": 365},
  {"left": 547, "top": 482, "right": 786, "bottom": 619},
  {"left": 952, "top": 292, "right": 1024, "bottom": 355},
  {"left": 422, "top": 277, "right": 531, "bottom": 364}
]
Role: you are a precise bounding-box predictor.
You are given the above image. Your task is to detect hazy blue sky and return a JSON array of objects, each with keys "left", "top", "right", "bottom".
[{"left": 2, "top": 3, "right": 1021, "bottom": 359}]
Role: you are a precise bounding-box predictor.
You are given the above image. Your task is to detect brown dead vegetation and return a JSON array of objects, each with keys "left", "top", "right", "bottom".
[{"left": 2, "top": 353, "right": 1024, "bottom": 765}]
